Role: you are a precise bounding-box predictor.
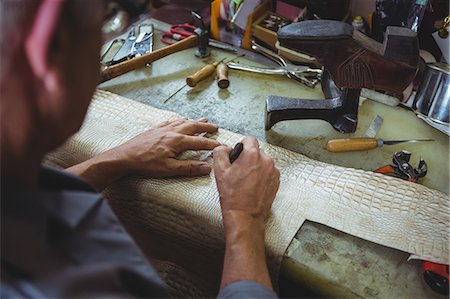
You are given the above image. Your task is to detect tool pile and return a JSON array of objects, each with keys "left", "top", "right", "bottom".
[{"left": 96, "top": 5, "right": 449, "bottom": 295}]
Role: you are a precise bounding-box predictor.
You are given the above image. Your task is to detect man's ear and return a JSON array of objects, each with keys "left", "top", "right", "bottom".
[{"left": 25, "top": 0, "right": 65, "bottom": 91}]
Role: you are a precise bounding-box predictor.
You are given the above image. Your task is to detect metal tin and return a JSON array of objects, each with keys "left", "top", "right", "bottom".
[{"left": 413, "top": 63, "right": 450, "bottom": 125}]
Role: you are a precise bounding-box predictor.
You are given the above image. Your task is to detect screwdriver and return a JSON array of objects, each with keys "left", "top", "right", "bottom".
[{"left": 325, "top": 138, "right": 434, "bottom": 152}]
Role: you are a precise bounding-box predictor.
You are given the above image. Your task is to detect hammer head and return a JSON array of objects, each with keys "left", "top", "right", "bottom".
[{"left": 192, "top": 11, "right": 210, "bottom": 58}]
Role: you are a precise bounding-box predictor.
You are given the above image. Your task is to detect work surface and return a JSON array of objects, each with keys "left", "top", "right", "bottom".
[{"left": 99, "top": 28, "right": 449, "bottom": 298}]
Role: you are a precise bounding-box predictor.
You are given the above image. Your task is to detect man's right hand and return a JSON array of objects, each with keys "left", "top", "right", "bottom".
[
  {"left": 213, "top": 136, "right": 280, "bottom": 291},
  {"left": 213, "top": 136, "right": 280, "bottom": 222}
]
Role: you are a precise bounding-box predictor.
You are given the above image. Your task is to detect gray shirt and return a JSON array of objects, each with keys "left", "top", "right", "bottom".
[{"left": 1, "top": 166, "right": 277, "bottom": 298}]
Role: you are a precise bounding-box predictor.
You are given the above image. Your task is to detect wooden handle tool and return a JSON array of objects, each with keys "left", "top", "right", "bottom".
[
  {"left": 100, "top": 35, "right": 198, "bottom": 83},
  {"left": 216, "top": 62, "right": 229, "bottom": 89},
  {"left": 326, "top": 138, "right": 434, "bottom": 152},
  {"left": 186, "top": 63, "right": 217, "bottom": 87},
  {"left": 326, "top": 138, "right": 380, "bottom": 152}
]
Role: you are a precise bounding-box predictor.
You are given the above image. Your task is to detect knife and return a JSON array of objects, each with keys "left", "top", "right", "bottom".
[{"left": 325, "top": 138, "right": 434, "bottom": 152}]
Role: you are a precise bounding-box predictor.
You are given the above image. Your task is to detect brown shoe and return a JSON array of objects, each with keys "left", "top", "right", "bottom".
[{"left": 277, "top": 20, "right": 418, "bottom": 94}]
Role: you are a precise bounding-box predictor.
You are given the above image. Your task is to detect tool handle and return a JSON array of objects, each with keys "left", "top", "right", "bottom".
[
  {"left": 229, "top": 142, "right": 244, "bottom": 163},
  {"left": 100, "top": 35, "right": 198, "bottom": 83},
  {"left": 325, "top": 138, "right": 379, "bottom": 152},
  {"left": 186, "top": 64, "right": 216, "bottom": 87},
  {"left": 216, "top": 62, "right": 229, "bottom": 89}
]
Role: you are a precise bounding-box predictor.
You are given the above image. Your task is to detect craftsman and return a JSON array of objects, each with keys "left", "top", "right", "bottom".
[{"left": 0, "top": 0, "right": 280, "bottom": 298}]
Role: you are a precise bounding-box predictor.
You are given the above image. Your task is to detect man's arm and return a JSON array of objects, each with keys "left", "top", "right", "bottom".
[
  {"left": 67, "top": 118, "right": 220, "bottom": 191},
  {"left": 213, "top": 137, "right": 280, "bottom": 294}
]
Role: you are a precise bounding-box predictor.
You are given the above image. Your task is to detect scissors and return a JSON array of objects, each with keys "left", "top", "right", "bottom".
[{"left": 160, "top": 23, "right": 197, "bottom": 45}]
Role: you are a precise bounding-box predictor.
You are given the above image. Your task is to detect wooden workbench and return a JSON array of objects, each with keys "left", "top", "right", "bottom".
[{"left": 99, "top": 27, "right": 449, "bottom": 298}]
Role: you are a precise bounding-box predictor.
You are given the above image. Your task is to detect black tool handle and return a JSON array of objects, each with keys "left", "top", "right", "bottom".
[{"left": 229, "top": 142, "right": 244, "bottom": 163}]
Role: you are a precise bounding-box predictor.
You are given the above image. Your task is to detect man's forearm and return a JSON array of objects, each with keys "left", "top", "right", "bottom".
[
  {"left": 221, "top": 211, "right": 273, "bottom": 290},
  {"left": 66, "top": 150, "right": 127, "bottom": 191}
]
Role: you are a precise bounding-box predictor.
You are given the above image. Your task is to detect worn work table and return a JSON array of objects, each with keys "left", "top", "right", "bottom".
[{"left": 99, "top": 26, "right": 449, "bottom": 298}]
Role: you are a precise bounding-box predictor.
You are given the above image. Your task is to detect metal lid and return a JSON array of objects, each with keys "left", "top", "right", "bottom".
[{"left": 427, "top": 62, "right": 450, "bottom": 75}]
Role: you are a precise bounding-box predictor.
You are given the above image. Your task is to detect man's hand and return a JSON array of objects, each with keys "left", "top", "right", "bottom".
[
  {"left": 213, "top": 136, "right": 280, "bottom": 290},
  {"left": 66, "top": 118, "right": 220, "bottom": 191},
  {"left": 214, "top": 136, "right": 280, "bottom": 222}
]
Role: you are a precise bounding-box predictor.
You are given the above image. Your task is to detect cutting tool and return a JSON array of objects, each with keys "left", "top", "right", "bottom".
[
  {"left": 227, "top": 41, "right": 322, "bottom": 88},
  {"left": 101, "top": 23, "right": 154, "bottom": 66},
  {"left": 325, "top": 138, "right": 434, "bottom": 152}
]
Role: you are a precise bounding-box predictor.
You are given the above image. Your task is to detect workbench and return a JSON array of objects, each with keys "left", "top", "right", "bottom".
[{"left": 99, "top": 23, "right": 449, "bottom": 298}]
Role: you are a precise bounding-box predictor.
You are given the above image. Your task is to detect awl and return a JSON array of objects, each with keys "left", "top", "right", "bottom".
[{"left": 325, "top": 138, "right": 434, "bottom": 152}]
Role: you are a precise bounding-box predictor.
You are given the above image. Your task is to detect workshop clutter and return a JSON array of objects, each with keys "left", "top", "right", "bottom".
[{"left": 210, "top": 0, "right": 270, "bottom": 49}]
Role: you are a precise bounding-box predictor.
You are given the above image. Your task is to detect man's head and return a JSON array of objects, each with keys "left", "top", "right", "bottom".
[{"left": 0, "top": 0, "right": 103, "bottom": 184}]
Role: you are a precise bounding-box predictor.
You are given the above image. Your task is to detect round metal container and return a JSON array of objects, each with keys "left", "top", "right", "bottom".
[{"left": 413, "top": 63, "right": 450, "bottom": 125}]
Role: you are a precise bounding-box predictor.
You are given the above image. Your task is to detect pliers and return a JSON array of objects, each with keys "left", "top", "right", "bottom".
[
  {"left": 374, "top": 151, "right": 427, "bottom": 182},
  {"left": 227, "top": 40, "right": 322, "bottom": 88}
]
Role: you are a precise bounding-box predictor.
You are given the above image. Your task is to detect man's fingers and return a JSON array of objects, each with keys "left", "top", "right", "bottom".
[
  {"left": 241, "top": 136, "right": 259, "bottom": 150},
  {"left": 164, "top": 118, "right": 188, "bottom": 128},
  {"left": 196, "top": 117, "right": 208, "bottom": 123},
  {"left": 178, "top": 135, "right": 220, "bottom": 151},
  {"left": 177, "top": 121, "right": 219, "bottom": 135},
  {"left": 167, "top": 160, "right": 212, "bottom": 176},
  {"left": 155, "top": 120, "right": 172, "bottom": 128},
  {"left": 213, "top": 145, "right": 232, "bottom": 171}
]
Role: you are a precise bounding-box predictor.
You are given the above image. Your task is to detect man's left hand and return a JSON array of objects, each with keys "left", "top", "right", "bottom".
[{"left": 66, "top": 118, "right": 220, "bottom": 191}]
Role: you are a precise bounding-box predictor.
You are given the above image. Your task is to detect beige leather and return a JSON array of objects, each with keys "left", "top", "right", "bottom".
[{"left": 45, "top": 90, "right": 449, "bottom": 286}]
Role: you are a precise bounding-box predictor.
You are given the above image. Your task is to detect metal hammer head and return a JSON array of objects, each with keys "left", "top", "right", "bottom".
[{"left": 191, "top": 11, "right": 210, "bottom": 58}]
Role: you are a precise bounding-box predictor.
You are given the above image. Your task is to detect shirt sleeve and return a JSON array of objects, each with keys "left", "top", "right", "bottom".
[{"left": 217, "top": 280, "right": 278, "bottom": 299}]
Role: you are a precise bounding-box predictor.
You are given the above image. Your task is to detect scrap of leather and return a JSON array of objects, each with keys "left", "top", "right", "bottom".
[
  {"left": 45, "top": 90, "right": 449, "bottom": 285},
  {"left": 278, "top": 20, "right": 418, "bottom": 94}
]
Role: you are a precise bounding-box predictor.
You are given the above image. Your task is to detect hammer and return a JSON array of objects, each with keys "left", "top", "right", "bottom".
[
  {"left": 100, "top": 12, "right": 210, "bottom": 83},
  {"left": 100, "top": 35, "right": 198, "bottom": 83}
]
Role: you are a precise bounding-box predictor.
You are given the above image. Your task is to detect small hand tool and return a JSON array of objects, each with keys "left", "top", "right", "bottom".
[
  {"left": 100, "top": 35, "right": 198, "bottom": 83},
  {"left": 422, "top": 261, "right": 449, "bottom": 295},
  {"left": 160, "top": 24, "right": 237, "bottom": 53},
  {"left": 160, "top": 23, "right": 196, "bottom": 45},
  {"left": 373, "top": 151, "right": 427, "bottom": 182},
  {"left": 187, "top": 54, "right": 244, "bottom": 88},
  {"left": 229, "top": 142, "right": 244, "bottom": 163},
  {"left": 186, "top": 58, "right": 226, "bottom": 87},
  {"left": 101, "top": 23, "right": 153, "bottom": 66},
  {"left": 374, "top": 152, "right": 448, "bottom": 293},
  {"left": 215, "top": 54, "right": 244, "bottom": 89},
  {"left": 325, "top": 138, "right": 434, "bottom": 152},
  {"left": 362, "top": 115, "right": 383, "bottom": 138},
  {"left": 191, "top": 11, "right": 210, "bottom": 58},
  {"left": 227, "top": 41, "right": 321, "bottom": 88},
  {"left": 216, "top": 62, "right": 229, "bottom": 89}
]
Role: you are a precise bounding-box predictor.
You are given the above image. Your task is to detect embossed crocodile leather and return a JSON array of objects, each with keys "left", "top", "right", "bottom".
[{"left": 45, "top": 90, "right": 449, "bottom": 285}]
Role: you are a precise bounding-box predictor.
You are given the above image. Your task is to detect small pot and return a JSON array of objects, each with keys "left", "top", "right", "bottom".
[{"left": 413, "top": 63, "right": 450, "bottom": 125}]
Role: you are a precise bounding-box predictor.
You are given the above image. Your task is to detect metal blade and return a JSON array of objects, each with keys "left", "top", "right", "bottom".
[
  {"left": 227, "top": 63, "right": 288, "bottom": 75},
  {"left": 383, "top": 139, "right": 434, "bottom": 145},
  {"left": 363, "top": 115, "right": 384, "bottom": 138}
]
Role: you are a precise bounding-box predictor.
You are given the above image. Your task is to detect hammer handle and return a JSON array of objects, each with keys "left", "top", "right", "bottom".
[
  {"left": 216, "top": 62, "right": 229, "bottom": 89},
  {"left": 100, "top": 35, "right": 198, "bottom": 83},
  {"left": 326, "top": 138, "right": 379, "bottom": 152}
]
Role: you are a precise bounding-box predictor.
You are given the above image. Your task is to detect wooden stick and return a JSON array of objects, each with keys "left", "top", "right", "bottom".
[{"left": 100, "top": 35, "right": 198, "bottom": 83}]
